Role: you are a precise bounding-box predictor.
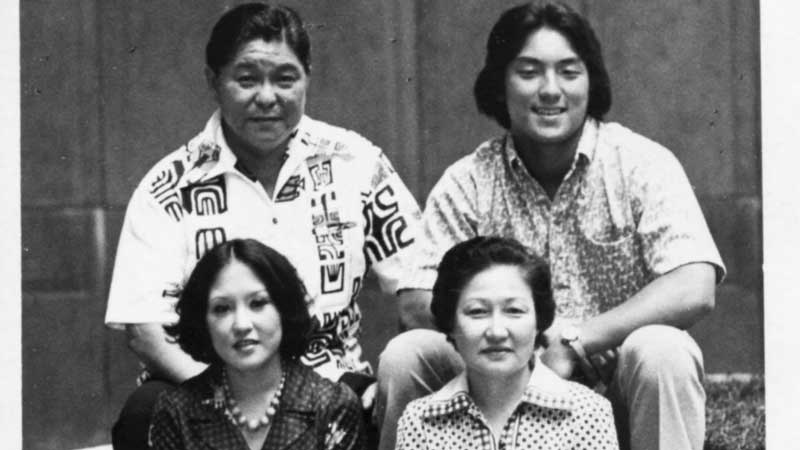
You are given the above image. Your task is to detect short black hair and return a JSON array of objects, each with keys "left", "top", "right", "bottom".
[
  {"left": 431, "top": 236, "right": 555, "bottom": 348},
  {"left": 474, "top": 1, "right": 611, "bottom": 129},
  {"left": 165, "top": 239, "right": 312, "bottom": 364},
  {"left": 205, "top": 2, "right": 311, "bottom": 75}
]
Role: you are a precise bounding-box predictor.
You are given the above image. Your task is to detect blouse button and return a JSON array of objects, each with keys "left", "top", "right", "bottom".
[{"left": 272, "top": 218, "right": 278, "bottom": 225}]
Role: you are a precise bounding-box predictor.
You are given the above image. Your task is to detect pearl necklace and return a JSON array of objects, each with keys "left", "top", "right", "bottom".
[{"left": 222, "top": 369, "right": 286, "bottom": 432}]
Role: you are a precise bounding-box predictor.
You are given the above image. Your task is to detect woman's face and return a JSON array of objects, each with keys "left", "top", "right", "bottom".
[
  {"left": 451, "top": 264, "right": 538, "bottom": 381},
  {"left": 209, "top": 38, "right": 309, "bottom": 155},
  {"left": 504, "top": 26, "right": 589, "bottom": 146},
  {"left": 206, "top": 259, "right": 283, "bottom": 374}
]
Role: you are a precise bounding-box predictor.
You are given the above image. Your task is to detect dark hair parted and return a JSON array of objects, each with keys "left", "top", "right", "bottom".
[
  {"left": 474, "top": 1, "right": 611, "bottom": 128},
  {"left": 431, "top": 236, "right": 555, "bottom": 348},
  {"left": 164, "top": 239, "right": 312, "bottom": 365},
  {"left": 206, "top": 2, "right": 311, "bottom": 75}
]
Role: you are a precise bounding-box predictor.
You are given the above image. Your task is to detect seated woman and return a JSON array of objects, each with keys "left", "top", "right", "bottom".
[
  {"left": 396, "top": 237, "right": 618, "bottom": 450},
  {"left": 149, "top": 239, "right": 365, "bottom": 450}
]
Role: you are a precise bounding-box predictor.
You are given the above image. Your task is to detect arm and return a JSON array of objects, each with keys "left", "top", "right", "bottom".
[
  {"left": 397, "top": 289, "right": 434, "bottom": 331},
  {"left": 105, "top": 173, "right": 206, "bottom": 383},
  {"left": 395, "top": 162, "right": 481, "bottom": 329},
  {"left": 126, "top": 323, "right": 206, "bottom": 383},
  {"left": 360, "top": 151, "right": 424, "bottom": 303},
  {"left": 322, "top": 385, "right": 367, "bottom": 450},
  {"left": 148, "top": 394, "right": 183, "bottom": 450},
  {"left": 580, "top": 262, "right": 715, "bottom": 353},
  {"left": 544, "top": 148, "right": 721, "bottom": 378},
  {"left": 542, "top": 263, "right": 715, "bottom": 378}
]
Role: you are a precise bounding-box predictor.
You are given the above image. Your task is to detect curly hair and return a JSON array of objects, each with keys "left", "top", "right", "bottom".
[
  {"left": 431, "top": 236, "right": 555, "bottom": 348},
  {"left": 474, "top": 1, "right": 611, "bottom": 129},
  {"left": 164, "top": 239, "right": 312, "bottom": 364}
]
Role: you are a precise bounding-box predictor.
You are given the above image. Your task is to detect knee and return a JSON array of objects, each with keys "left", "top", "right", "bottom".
[
  {"left": 113, "top": 380, "right": 176, "bottom": 450},
  {"left": 378, "top": 329, "right": 448, "bottom": 375},
  {"left": 117, "top": 380, "right": 176, "bottom": 420},
  {"left": 618, "top": 325, "right": 704, "bottom": 384}
]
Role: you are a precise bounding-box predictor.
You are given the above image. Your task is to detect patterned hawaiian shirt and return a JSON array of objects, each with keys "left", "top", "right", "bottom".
[
  {"left": 396, "top": 358, "right": 618, "bottom": 450},
  {"left": 105, "top": 110, "right": 422, "bottom": 380},
  {"left": 401, "top": 119, "right": 725, "bottom": 321}
]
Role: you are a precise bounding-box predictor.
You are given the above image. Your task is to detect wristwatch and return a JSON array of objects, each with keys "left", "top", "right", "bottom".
[
  {"left": 560, "top": 326, "right": 600, "bottom": 381},
  {"left": 560, "top": 326, "right": 588, "bottom": 357}
]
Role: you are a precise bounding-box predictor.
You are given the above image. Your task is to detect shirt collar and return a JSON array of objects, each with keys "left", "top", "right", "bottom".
[
  {"left": 191, "top": 361, "right": 319, "bottom": 419},
  {"left": 422, "top": 357, "right": 575, "bottom": 418},
  {"left": 503, "top": 117, "right": 600, "bottom": 169},
  {"left": 179, "top": 110, "right": 310, "bottom": 186}
]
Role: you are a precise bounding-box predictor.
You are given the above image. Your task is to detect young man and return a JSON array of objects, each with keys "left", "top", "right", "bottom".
[{"left": 379, "top": 3, "right": 724, "bottom": 450}]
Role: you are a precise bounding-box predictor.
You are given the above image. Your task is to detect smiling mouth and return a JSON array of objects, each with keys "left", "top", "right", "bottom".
[
  {"left": 532, "top": 107, "right": 566, "bottom": 116},
  {"left": 233, "top": 339, "right": 259, "bottom": 350}
]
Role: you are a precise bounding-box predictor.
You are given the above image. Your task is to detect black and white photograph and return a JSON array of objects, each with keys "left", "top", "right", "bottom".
[{"left": 7, "top": 0, "right": 798, "bottom": 449}]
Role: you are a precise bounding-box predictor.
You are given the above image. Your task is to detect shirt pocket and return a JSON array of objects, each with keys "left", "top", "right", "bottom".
[{"left": 574, "top": 224, "right": 647, "bottom": 312}]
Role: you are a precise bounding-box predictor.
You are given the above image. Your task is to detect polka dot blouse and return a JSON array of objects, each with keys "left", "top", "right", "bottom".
[{"left": 396, "top": 359, "right": 619, "bottom": 450}]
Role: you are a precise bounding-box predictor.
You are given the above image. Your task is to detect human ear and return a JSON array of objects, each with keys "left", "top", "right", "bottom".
[{"left": 204, "top": 67, "right": 219, "bottom": 99}]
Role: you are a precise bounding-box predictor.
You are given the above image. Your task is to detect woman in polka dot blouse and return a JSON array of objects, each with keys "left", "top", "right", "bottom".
[{"left": 395, "top": 237, "right": 618, "bottom": 450}]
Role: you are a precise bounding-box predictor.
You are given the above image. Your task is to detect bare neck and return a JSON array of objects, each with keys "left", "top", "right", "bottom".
[
  {"left": 512, "top": 130, "right": 582, "bottom": 200},
  {"left": 222, "top": 122, "right": 288, "bottom": 197},
  {"left": 226, "top": 357, "right": 283, "bottom": 402}
]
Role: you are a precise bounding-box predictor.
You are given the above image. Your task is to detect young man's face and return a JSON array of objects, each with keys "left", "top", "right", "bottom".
[{"left": 504, "top": 27, "right": 589, "bottom": 146}]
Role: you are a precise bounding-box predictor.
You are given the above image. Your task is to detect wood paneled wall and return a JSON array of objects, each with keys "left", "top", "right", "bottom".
[{"left": 21, "top": 1, "right": 761, "bottom": 448}]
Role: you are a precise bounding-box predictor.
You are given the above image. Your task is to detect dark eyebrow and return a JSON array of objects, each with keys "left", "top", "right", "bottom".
[
  {"left": 513, "top": 56, "right": 584, "bottom": 66},
  {"left": 274, "top": 63, "right": 302, "bottom": 73},
  {"left": 230, "top": 60, "right": 302, "bottom": 74},
  {"left": 231, "top": 60, "right": 259, "bottom": 71}
]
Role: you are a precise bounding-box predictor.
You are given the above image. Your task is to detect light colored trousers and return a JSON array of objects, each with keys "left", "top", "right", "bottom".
[{"left": 374, "top": 324, "right": 706, "bottom": 450}]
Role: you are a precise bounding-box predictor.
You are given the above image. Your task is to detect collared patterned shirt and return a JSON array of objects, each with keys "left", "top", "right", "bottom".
[
  {"left": 396, "top": 359, "right": 618, "bottom": 450},
  {"left": 149, "top": 361, "right": 365, "bottom": 450},
  {"left": 105, "top": 111, "right": 422, "bottom": 379},
  {"left": 401, "top": 119, "right": 725, "bottom": 321}
]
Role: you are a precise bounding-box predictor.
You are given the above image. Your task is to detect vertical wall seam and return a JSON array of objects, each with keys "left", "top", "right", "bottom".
[
  {"left": 384, "top": 0, "right": 421, "bottom": 201},
  {"left": 92, "top": 0, "right": 114, "bottom": 425}
]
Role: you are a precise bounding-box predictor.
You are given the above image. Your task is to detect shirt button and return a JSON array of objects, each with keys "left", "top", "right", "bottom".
[{"left": 272, "top": 218, "right": 278, "bottom": 224}]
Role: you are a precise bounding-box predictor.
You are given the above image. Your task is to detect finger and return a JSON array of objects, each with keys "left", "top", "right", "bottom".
[{"left": 361, "top": 381, "right": 377, "bottom": 410}]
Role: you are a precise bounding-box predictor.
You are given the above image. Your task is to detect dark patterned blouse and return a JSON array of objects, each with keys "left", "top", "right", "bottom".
[{"left": 149, "top": 361, "right": 365, "bottom": 450}]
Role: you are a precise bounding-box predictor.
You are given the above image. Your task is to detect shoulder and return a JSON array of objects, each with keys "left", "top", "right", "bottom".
[
  {"left": 299, "top": 116, "right": 383, "bottom": 160},
  {"left": 434, "top": 136, "right": 503, "bottom": 189},
  {"left": 159, "top": 367, "right": 217, "bottom": 408},
  {"left": 401, "top": 383, "right": 464, "bottom": 422},
  {"left": 133, "top": 145, "right": 193, "bottom": 196},
  {"left": 596, "top": 121, "right": 682, "bottom": 169},
  {"left": 286, "top": 362, "right": 360, "bottom": 408},
  {"left": 404, "top": 394, "right": 434, "bottom": 416},
  {"left": 563, "top": 380, "right": 613, "bottom": 415},
  {"left": 451, "top": 136, "right": 504, "bottom": 174},
  {"left": 132, "top": 116, "right": 227, "bottom": 195}
]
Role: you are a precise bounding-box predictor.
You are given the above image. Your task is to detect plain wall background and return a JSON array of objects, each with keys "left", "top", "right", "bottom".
[{"left": 20, "top": 1, "right": 761, "bottom": 448}]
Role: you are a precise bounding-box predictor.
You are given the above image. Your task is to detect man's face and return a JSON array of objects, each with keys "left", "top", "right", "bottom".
[
  {"left": 504, "top": 27, "right": 589, "bottom": 146},
  {"left": 210, "top": 38, "right": 309, "bottom": 155}
]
